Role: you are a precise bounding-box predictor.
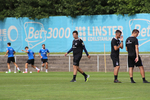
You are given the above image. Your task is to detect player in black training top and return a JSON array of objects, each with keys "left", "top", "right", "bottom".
[
  {"left": 65, "top": 30, "right": 91, "bottom": 82},
  {"left": 111, "top": 30, "right": 123, "bottom": 83},
  {"left": 126, "top": 29, "right": 149, "bottom": 83}
]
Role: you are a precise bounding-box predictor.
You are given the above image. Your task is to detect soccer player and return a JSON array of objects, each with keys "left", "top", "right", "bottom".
[
  {"left": 111, "top": 30, "right": 123, "bottom": 83},
  {"left": 22, "top": 46, "right": 40, "bottom": 73},
  {"left": 39, "top": 44, "right": 50, "bottom": 73},
  {"left": 126, "top": 29, "right": 149, "bottom": 83},
  {"left": 4, "top": 42, "right": 21, "bottom": 73},
  {"left": 65, "top": 30, "right": 91, "bottom": 82}
]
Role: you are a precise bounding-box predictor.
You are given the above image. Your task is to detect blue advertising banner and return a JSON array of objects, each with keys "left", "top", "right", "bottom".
[{"left": 0, "top": 14, "right": 150, "bottom": 52}]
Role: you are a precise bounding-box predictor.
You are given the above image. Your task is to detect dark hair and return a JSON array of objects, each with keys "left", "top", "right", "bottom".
[
  {"left": 7, "top": 42, "right": 11, "bottom": 46},
  {"left": 73, "top": 30, "right": 78, "bottom": 35},
  {"left": 25, "top": 46, "right": 28, "bottom": 49},
  {"left": 42, "top": 44, "right": 45, "bottom": 46},
  {"left": 115, "top": 30, "right": 122, "bottom": 34},
  {"left": 132, "top": 29, "right": 139, "bottom": 34}
]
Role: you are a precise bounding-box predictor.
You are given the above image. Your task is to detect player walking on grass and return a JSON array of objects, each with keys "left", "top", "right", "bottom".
[
  {"left": 126, "top": 29, "right": 149, "bottom": 83},
  {"left": 65, "top": 30, "right": 91, "bottom": 82},
  {"left": 4, "top": 42, "right": 21, "bottom": 73},
  {"left": 111, "top": 30, "right": 123, "bottom": 83},
  {"left": 22, "top": 46, "right": 40, "bottom": 73},
  {"left": 39, "top": 44, "right": 50, "bottom": 73}
]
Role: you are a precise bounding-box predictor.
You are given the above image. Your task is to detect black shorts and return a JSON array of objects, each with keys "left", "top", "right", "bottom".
[
  {"left": 26, "top": 59, "right": 34, "bottom": 65},
  {"left": 41, "top": 59, "right": 48, "bottom": 63},
  {"left": 73, "top": 56, "right": 82, "bottom": 66},
  {"left": 111, "top": 55, "right": 120, "bottom": 67},
  {"left": 7, "top": 57, "right": 15, "bottom": 63},
  {"left": 128, "top": 56, "right": 143, "bottom": 67}
]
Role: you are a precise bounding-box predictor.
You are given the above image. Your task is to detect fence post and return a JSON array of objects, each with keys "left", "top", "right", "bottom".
[
  {"left": 69, "top": 55, "right": 70, "bottom": 72},
  {"left": 14, "top": 56, "right": 17, "bottom": 73},
  {"left": 97, "top": 55, "right": 99, "bottom": 72}
]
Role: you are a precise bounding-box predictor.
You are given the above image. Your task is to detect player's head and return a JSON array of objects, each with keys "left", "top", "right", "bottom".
[
  {"left": 73, "top": 30, "right": 78, "bottom": 39},
  {"left": 7, "top": 42, "right": 11, "bottom": 46},
  {"left": 115, "top": 30, "right": 122, "bottom": 39},
  {"left": 132, "top": 29, "right": 139, "bottom": 37},
  {"left": 42, "top": 44, "right": 45, "bottom": 49},
  {"left": 25, "top": 46, "right": 29, "bottom": 50}
]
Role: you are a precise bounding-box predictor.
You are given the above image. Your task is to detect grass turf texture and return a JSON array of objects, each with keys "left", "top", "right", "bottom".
[{"left": 0, "top": 72, "right": 150, "bottom": 100}]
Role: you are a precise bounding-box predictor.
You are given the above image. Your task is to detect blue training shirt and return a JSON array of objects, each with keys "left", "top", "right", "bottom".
[
  {"left": 39, "top": 48, "right": 49, "bottom": 59},
  {"left": 6, "top": 46, "right": 15, "bottom": 58},
  {"left": 27, "top": 49, "right": 34, "bottom": 60}
]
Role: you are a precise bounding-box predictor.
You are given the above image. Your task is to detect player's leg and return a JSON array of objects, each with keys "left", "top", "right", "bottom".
[
  {"left": 31, "top": 59, "right": 40, "bottom": 72},
  {"left": 114, "top": 66, "right": 121, "bottom": 83},
  {"left": 45, "top": 62, "right": 48, "bottom": 73},
  {"left": 7, "top": 63, "right": 11, "bottom": 73},
  {"left": 77, "top": 66, "right": 89, "bottom": 82},
  {"left": 129, "top": 67, "right": 135, "bottom": 83},
  {"left": 70, "top": 65, "right": 77, "bottom": 82},
  {"left": 41, "top": 59, "right": 45, "bottom": 71},
  {"left": 23, "top": 63, "right": 28, "bottom": 73},
  {"left": 13, "top": 62, "right": 21, "bottom": 73}
]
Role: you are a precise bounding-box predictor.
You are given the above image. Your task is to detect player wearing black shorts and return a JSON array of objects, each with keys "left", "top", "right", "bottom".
[
  {"left": 22, "top": 46, "right": 40, "bottom": 73},
  {"left": 5, "top": 42, "right": 21, "bottom": 73},
  {"left": 126, "top": 29, "right": 149, "bottom": 83},
  {"left": 65, "top": 30, "right": 91, "bottom": 82},
  {"left": 111, "top": 30, "right": 123, "bottom": 83}
]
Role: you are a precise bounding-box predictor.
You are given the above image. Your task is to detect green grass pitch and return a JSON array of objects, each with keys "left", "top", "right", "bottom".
[{"left": 0, "top": 72, "right": 150, "bottom": 100}]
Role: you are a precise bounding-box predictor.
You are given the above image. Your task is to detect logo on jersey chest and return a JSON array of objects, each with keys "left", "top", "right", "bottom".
[{"left": 126, "top": 40, "right": 132, "bottom": 44}]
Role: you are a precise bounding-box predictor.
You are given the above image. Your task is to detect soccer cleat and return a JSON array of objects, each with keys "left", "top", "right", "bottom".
[
  {"left": 23, "top": 71, "right": 28, "bottom": 73},
  {"left": 143, "top": 80, "right": 150, "bottom": 83},
  {"left": 70, "top": 79, "right": 76, "bottom": 82},
  {"left": 131, "top": 81, "right": 136, "bottom": 83},
  {"left": 37, "top": 69, "right": 40, "bottom": 73},
  {"left": 18, "top": 70, "right": 21, "bottom": 73},
  {"left": 114, "top": 80, "right": 121, "bottom": 83},
  {"left": 85, "top": 75, "right": 90, "bottom": 82},
  {"left": 46, "top": 71, "right": 48, "bottom": 73}
]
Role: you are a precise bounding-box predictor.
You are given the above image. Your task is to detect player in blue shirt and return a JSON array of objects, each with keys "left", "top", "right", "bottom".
[
  {"left": 22, "top": 46, "right": 40, "bottom": 73},
  {"left": 39, "top": 44, "right": 50, "bottom": 73},
  {"left": 4, "top": 42, "right": 21, "bottom": 73}
]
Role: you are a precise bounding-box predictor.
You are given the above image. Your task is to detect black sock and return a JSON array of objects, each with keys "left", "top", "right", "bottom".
[
  {"left": 114, "top": 75, "right": 118, "bottom": 80},
  {"left": 73, "top": 75, "right": 76, "bottom": 80},
  {"left": 82, "top": 72, "right": 87, "bottom": 77},
  {"left": 130, "top": 77, "right": 134, "bottom": 82},
  {"left": 142, "top": 77, "right": 146, "bottom": 81}
]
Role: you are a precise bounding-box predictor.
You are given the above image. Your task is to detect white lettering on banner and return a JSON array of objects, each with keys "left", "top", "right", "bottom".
[
  {"left": 47, "top": 28, "right": 52, "bottom": 38},
  {"left": 77, "top": 26, "right": 123, "bottom": 41},
  {"left": 53, "top": 28, "right": 58, "bottom": 38},
  {"left": 65, "top": 27, "right": 70, "bottom": 38},
  {"left": 28, "top": 27, "right": 34, "bottom": 39},
  {"left": 59, "top": 28, "right": 64, "bottom": 38},
  {"left": 8, "top": 26, "right": 18, "bottom": 41},
  {"left": 0, "top": 29, "right": 7, "bottom": 41}
]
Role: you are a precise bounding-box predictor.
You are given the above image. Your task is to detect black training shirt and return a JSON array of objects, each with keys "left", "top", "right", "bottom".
[
  {"left": 111, "top": 37, "right": 120, "bottom": 57},
  {"left": 126, "top": 36, "right": 138, "bottom": 57}
]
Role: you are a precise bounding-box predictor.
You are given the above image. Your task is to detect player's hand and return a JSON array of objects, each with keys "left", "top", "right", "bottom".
[
  {"left": 41, "top": 56, "right": 42, "bottom": 58},
  {"left": 135, "top": 57, "right": 139, "bottom": 63},
  {"left": 65, "top": 53, "right": 68, "bottom": 56},
  {"left": 87, "top": 55, "right": 91, "bottom": 59},
  {"left": 21, "top": 50, "right": 24, "bottom": 52},
  {"left": 120, "top": 36, "right": 123, "bottom": 41},
  {"left": 4, "top": 54, "right": 6, "bottom": 56}
]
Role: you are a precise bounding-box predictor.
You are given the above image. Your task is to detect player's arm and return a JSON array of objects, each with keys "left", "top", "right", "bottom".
[
  {"left": 82, "top": 41, "right": 90, "bottom": 59},
  {"left": 4, "top": 50, "right": 8, "bottom": 56},
  {"left": 119, "top": 36, "right": 123, "bottom": 49},
  {"left": 126, "top": 47, "right": 128, "bottom": 51},
  {"left": 65, "top": 48, "right": 73, "bottom": 56},
  {"left": 135, "top": 45, "right": 139, "bottom": 63},
  {"left": 21, "top": 50, "right": 29, "bottom": 53},
  {"left": 39, "top": 50, "right": 42, "bottom": 58},
  {"left": 47, "top": 50, "right": 50, "bottom": 56},
  {"left": 33, "top": 53, "right": 35, "bottom": 58},
  {"left": 13, "top": 51, "right": 16, "bottom": 54}
]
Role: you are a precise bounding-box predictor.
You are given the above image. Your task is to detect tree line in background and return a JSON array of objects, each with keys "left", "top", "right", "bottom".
[{"left": 0, "top": 0, "right": 150, "bottom": 20}]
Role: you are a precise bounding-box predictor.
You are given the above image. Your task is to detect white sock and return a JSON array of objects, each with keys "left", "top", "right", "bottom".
[
  {"left": 9, "top": 69, "right": 11, "bottom": 72},
  {"left": 35, "top": 67, "right": 39, "bottom": 70},
  {"left": 46, "top": 69, "right": 48, "bottom": 72},
  {"left": 25, "top": 68, "right": 27, "bottom": 72},
  {"left": 17, "top": 67, "right": 20, "bottom": 70}
]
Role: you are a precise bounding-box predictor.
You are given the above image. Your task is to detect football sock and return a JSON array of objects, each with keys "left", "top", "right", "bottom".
[
  {"left": 73, "top": 75, "right": 76, "bottom": 80},
  {"left": 17, "top": 67, "right": 20, "bottom": 71},
  {"left": 130, "top": 77, "right": 134, "bottom": 82},
  {"left": 9, "top": 69, "right": 11, "bottom": 72},
  {"left": 25, "top": 68, "right": 27, "bottom": 72},
  {"left": 46, "top": 69, "right": 48, "bottom": 72},
  {"left": 114, "top": 75, "right": 118, "bottom": 80},
  {"left": 35, "top": 67, "right": 39, "bottom": 70},
  {"left": 82, "top": 72, "right": 87, "bottom": 77},
  {"left": 142, "top": 77, "right": 146, "bottom": 81}
]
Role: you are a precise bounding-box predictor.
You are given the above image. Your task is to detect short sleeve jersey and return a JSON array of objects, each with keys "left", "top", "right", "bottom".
[
  {"left": 72, "top": 38, "right": 85, "bottom": 57},
  {"left": 27, "top": 49, "right": 34, "bottom": 60},
  {"left": 126, "top": 36, "right": 138, "bottom": 57},
  {"left": 39, "top": 48, "right": 49, "bottom": 59},
  {"left": 6, "top": 46, "right": 15, "bottom": 58},
  {"left": 111, "top": 38, "right": 120, "bottom": 57}
]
